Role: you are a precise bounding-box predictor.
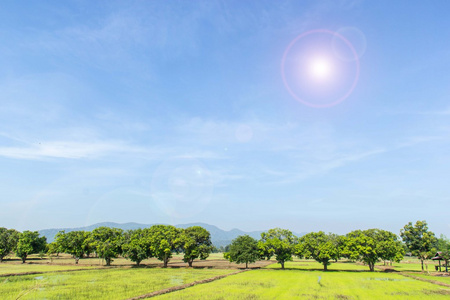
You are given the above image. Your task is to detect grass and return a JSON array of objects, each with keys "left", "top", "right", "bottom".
[
  {"left": 265, "top": 259, "right": 369, "bottom": 271},
  {"left": 383, "top": 261, "right": 438, "bottom": 272},
  {"left": 0, "top": 267, "right": 235, "bottom": 300},
  {"left": 1, "top": 255, "right": 448, "bottom": 299},
  {"left": 406, "top": 273, "right": 450, "bottom": 285},
  {"left": 156, "top": 268, "right": 450, "bottom": 299}
]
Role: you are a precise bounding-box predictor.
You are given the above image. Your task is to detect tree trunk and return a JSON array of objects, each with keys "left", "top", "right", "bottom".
[
  {"left": 106, "top": 258, "right": 111, "bottom": 266},
  {"left": 281, "top": 261, "right": 285, "bottom": 270},
  {"left": 22, "top": 256, "right": 26, "bottom": 264},
  {"left": 421, "top": 259, "right": 424, "bottom": 271},
  {"left": 136, "top": 261, "right": 140, "bottom": 267},
  {"left": 188, "top": 260, "right": 193, "bottom": 267},
  {"left": 323, "top": 262, "right": 327, "bottom": 271},
  {"left": 246, "top": 262, "right": 248, "bottom": 269},
  {"left": 0, "top": 257, "right": 3, "bottom": 263},
  {"left": 369, "top": 262, "right": 374, "bottom": 272},
  {"left": 75, "top": 257, "right": 79, "bottom": 264},
  {"left": 163, "top": 257, "right": 168, "bottom": 268}
]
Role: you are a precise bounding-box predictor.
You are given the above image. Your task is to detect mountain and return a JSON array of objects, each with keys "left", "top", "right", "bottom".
[{"left": 38, "top": 222, "right": 305, "bottom": 247}]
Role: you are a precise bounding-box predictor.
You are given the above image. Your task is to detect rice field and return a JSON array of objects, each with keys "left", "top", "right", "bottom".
[
  {"left": 156, "top": 268, "right": 450, "bottom": 299},
  {"left": 0, "top": 256, "right": 449, "bottom": 299},
  {"left": 0, "top": 267, "right": 235, "bottom": 300}
]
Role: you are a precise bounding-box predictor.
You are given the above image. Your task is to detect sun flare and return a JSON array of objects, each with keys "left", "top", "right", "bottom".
[{"left": 308, "top": 57, "right": 333, "bottom": 80}]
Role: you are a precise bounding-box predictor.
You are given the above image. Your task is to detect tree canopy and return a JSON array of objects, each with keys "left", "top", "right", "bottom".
[
  {"left": 0, "top": 227, "right": 19, "bottom": 262},
  {"left": 224, "top": 235, "right": 260, "bottom": 269},
  {"left": 400, "top": 220, "right": 436, "bottom": 271},
  {"left": 259, "top": 228, "right": 296, "bottom": 269},
  {"left": 122, "top": 228, "right": 152, "bottom": 266},
  {"left": 181, "top": 226, "right": 213, "bottom": 267},
  {"left": 341, "top": 229, "right": 403, "bottom": 271},
  {"left": 296, "top": 231, "right": 340, "bottom": 271},
  {"left": 147, "top": 225, "right": 182, "bottom": 268},
  {"left": 55, "top": 230, "right": 90, "bottom": 264},
  {"left": 90, "top": 227, "right": 124, "bottom": 266},
  {"left": 15, "top": 231, "right": 47, "bottom": 263}
]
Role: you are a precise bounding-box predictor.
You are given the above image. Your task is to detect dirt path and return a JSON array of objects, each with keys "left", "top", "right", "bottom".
[
  {"left": 0, "top": 267, "right": 112, "bottom": 278},
  {"left": 126, "top": 269, "right": 248, "bottom": 299}
]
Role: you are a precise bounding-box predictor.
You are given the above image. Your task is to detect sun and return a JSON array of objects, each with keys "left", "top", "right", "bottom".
[{"left": 308, "top": 57, "right": 333, "bottom": 80}]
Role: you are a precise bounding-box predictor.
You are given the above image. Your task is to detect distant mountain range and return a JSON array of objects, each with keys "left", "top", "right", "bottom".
[{"left": 38, "top": 222, "right": 305, "bottom": 247}]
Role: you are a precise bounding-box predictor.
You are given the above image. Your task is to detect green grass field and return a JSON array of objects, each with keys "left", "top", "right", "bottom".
[
  {"left": 265, "top": 259, "right": 369, "bottom": 271},
  {"left": 156, "top": 269, "right": 450, "bottom": 299},
  {"left": 405, "top": 273, "right": 450, "bottom": 285},
  {"left": 1, "top": 256, "right": 449, "bottom": 299},
  {"left": 0, "top": 267, "right": 235, "bottom": 300}
]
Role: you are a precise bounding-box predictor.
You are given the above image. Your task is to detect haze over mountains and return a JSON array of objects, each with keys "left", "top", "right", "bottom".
[{"left": 38, "top": 222, "right": 305, "bottom": 247}]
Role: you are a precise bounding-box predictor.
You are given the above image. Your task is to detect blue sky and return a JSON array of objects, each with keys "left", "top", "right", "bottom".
[{"left": 1, "top": 0, "right": 449, "bottom": 236}]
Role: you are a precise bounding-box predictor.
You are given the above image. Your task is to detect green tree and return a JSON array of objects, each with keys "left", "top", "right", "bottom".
[
  {"left": 16, "top": 231, "right": 47, "bottom": 263},
  {"left": 47, "top": 242, "right": 59, "bottom": 256},
  {"left": 259, "top": 228, "right": 296, "bottom": 270},
  {"left": 296, "top": 231, "right": 340, "bottom": 271},
  {"left": 377, "top": 230, "right": 405, "bottom": 266},
  {"left": 0, "top": 227, "right": 19, "bottom": 262},
  {"left": 90, "top": 227, "right": 124, "bottom": 266},
  {"left": 435, "top": 234, "right": 450, "bottom": 272},
  {"left": 341, "top": 229, "right": 401, "bottom": 272},
  {"left": 122, "top": 228, "right": 151, "bottom": 266},
  {"left": 400, "top": 220, "right": 437, "bottom": 271},
  {"left": 57, "top": 231, "right": 89, "bottom": 264},
  {"left": 224, "top": 235, "right": 260, "bottom": 269},
  {"left": 54, "top": 230, "right": 69, "bottom": 256},
  {"left": 148, "top": 225, "right": 182, "bottom": 268},
  {"left": 181, "top": 226, "right": 213, "bottom": 267}
]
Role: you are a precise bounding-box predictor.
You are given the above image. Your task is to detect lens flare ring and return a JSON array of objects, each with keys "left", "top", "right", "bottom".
[{"left": 281, "top": 29, "right": 360, "bottom": 108}]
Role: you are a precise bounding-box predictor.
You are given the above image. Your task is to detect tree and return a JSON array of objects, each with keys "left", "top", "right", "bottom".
[
  {"left": 435, "top": 234, "right": 450, "bottom": 272},
  {"left": 341, "top": 229, "right": 401, "bottom": 272},
  {"left": 0, "top": 227, "right": 19, "bottom": 262},
  {"left": 122, "top": 229, "right": 151, "bottom": 266},
  {"left": 400, "top": 220, "right": 437, "bottom": 271},
  {"left": 377, "top": 230, "right": 405, "bottom": 266},
  {"left": 56, "top": 231, "right": 89, "bottom": 264},
  {"left": 435, "top": 234, "right": 450, "bottom": 254},
  {"left": 16, "top": 231, "right": 47, "bottom": 263},
  {"left": 90, "top": 227, "right": 124, "bottom": 266},
  {"left": 181, "top": 226, "right": 213, "bottom": 267},
  {"left": 224, "top": 235, "right": 260, "bottom": 269},
  {"left": 54, "top": 230, "right": 69, "bottom": 256},
  {"left": 296, "top": 231, "right": 340, "bottom": 271},
  {"left": 47, "top": 242, "right": 59, "bottom": 257},
  {"left": 148, "top": 225, "right": 182, "bottom": 268},
  {"left": 259, "top": 228, "right": 296, "bottom": 270}
]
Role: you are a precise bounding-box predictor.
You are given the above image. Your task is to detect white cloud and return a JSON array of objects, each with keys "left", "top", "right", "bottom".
[{"left": 0, "top": 140, "right": 141, "bottom": 160}]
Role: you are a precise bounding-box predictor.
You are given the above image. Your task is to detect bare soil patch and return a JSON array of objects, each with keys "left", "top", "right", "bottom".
[{"left": 166, "top": 259, "right": 275, "bottom": 269}]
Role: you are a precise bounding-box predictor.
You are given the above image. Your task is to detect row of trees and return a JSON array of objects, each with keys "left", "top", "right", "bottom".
[
  {"left": 1, "top": 220, "right": 449, "bottom": 271},
  {"left": 225, "top": 221, "right": 450, "bottom": 271},
  {"left": 0, "top": 229, "right": 46, "bottom": 263},
  {"left": 0, "top": 225, "right": 213, "bottom": 267},
  {"left": 53, "top": 225, "right": 213, "bottom": 266}
]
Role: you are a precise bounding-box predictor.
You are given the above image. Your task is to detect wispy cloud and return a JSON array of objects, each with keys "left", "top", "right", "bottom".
[{"left": 0, "top": 140, "right": 141, "bottom": 160}]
